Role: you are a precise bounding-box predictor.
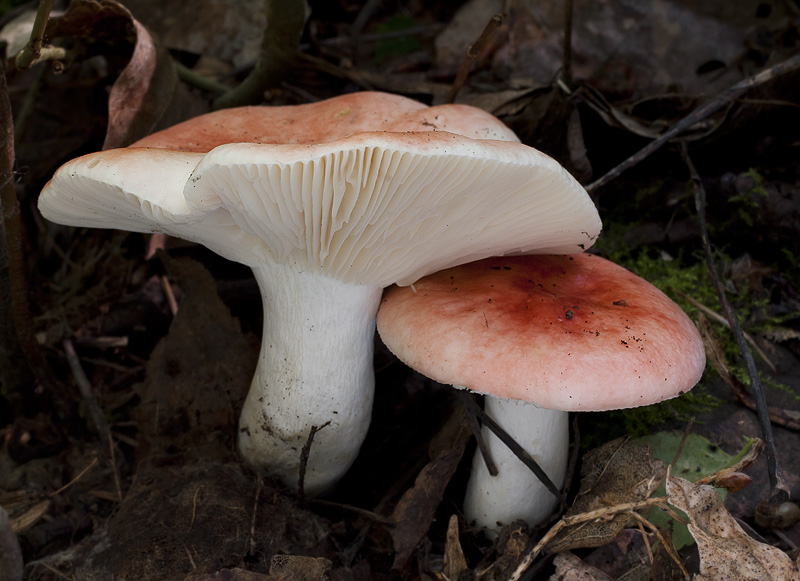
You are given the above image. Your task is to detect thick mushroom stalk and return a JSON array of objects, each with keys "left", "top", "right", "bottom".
[
  {"left": 377, "top": 253, "right": 706, "bottom": 530},
  {"left": 38, "top": 92, "right": 602, "bottom": 495},
  {"left": 238, "top": 265, "right": 382, "bottom": 493},
  {"left": 464, "top": 400, "right": 568, "bottom": 530}
]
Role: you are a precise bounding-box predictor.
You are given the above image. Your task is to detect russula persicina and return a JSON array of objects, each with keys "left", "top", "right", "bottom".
[
  {"left": 377, "top": 253, "right": 705, "bottom": 530},
  {"left": 38, "top": 92, "right": 601, "bottom": 494}
]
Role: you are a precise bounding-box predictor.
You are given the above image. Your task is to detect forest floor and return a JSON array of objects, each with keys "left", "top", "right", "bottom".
[{"left": 1, "top": 1, "right": 799, "bottom": 579}]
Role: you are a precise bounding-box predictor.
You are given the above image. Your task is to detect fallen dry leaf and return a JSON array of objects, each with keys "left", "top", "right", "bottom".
[
  {"left": 666, "top": 472, "right": 800, "bottom": 580},
  {"left": 44, "top": 0, "right": 186, "bottom": 149},
  {"left": 390, "top": 408, "right": 471, "bottom": 569},
  {"left": 103, "top": 15, "right": 178, "bottom": 149},
  {"left": 443, "top": 514, "right": 468, "bottom": 580},
  {"left": 550, "top": 551, "right": 614, "bottom": 581},
  {"left": 268, "top": 555, "right": 331, "bottom": 581},
  {"left": 546, "top": 438, "right": 665, "bottom": 553}
]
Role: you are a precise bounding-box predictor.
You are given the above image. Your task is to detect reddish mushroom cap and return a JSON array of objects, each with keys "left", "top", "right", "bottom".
[
  {"left": 132, "top": 91, "right": 519, "bottom": 152},
  {"left": 376, "top": 253, "right": 705, "bottom": 411}
]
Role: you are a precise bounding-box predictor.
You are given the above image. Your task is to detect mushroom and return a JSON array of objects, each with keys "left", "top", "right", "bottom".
[
  {"left": 37, "top": 91, "right": 602, "bottom": 494},
  {"left": 376, "top": 252, "right": 706, "bottom": 530}
]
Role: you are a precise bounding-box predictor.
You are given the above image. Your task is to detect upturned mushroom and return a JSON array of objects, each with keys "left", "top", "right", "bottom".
[
  {"left": 376, "top": 253, "right": 705, "bottom": 529},
  {"left": 38, "top": 91, "right": 601, "bottom": 494}
]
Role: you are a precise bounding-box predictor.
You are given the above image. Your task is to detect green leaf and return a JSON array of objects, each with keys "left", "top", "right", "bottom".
[{"left": 634, "top": 432, "right": 751, "bottom": 549}]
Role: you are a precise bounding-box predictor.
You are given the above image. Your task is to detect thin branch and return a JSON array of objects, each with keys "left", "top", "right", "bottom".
[
  {"left": 457, "top": 391, "right": 498, "bottom": 476},
  {"left": 681, "top": 142, "right": 790, "bottom": 504},
  {"left": 445, "top": 13, "right": 505, "bottom": 104},
  {"left": 509, "top": 497, "right": 668, "bottom": 579},
  {"left": 297, "top": 421, "right": 331, "bottom": 499},
  {"left": 0, "top": 63, "right": 62, "bottom": 407},
  {"left": 586, "top": 51, "right": 800, "bottom": 194},
  {"left": 63, "top": 338, "right": 111, "bottom": 452},
  {"left": 213, "top": 0, "right": 307, "bottom": 109},
  {"left": 677, "top": 289, "right": 776, "bottom": 372},
  {"left": 460, "top": 393, "right": 561, "bottom": 501},
  {"left": 14, "top": 0, "right": 55, "bottom": 70}
]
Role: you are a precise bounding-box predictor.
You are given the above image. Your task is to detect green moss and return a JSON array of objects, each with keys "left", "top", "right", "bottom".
[
  {"left": 591, "top": 227, "right": 798, "bottom": 441},
  {"left": 580, "top": 389, "right": 722, "bottom": 449}
]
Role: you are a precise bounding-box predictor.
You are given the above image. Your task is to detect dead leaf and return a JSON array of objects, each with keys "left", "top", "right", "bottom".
[
  {"left": 133, "top": 256, "right": 258, "bottom": 455},
  {"left": 546, "top": 438, "right": 665, "bottom": 553},
  {"left": 0, "top": 490, "right": 51, "bottom": 534},
  {"left": 269, "top": 555, "right": 331, "bottom": 581},
  {"left": 550, "top": 551, "right": 614, "bottom": 580},
  {"left": 443, "top": 514, "right": 468, "bottom": 580},
  {"left": 475, "top": 523, "right": 530, "bottom": 580},
  {"left": 666, "top": 473, "right": 800, "bottom": 580},
  {"left": 43, "top": 0, "right": 185, "bottom": 149},
  {"left": 390, "top": 408, "right": 471, "bottom": 570},
  {"left": 103, "top": 15, "right": 178, "bottom": 149}
]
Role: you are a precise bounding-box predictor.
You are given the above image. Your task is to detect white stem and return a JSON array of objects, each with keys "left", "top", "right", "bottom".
[
  {"left": 464, "top": 397, "right": 568, "bottom": 531},
  {"left": 238, "top": 263, "right": 382, "bottom": 495}
]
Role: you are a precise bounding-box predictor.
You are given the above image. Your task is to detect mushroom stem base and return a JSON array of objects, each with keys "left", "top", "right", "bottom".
[
  {"left": 238, "top": 264, "right": 382, "bottom": 495},
  {"left": 464, "top": 397, "right": 568, "bottom": 531}
]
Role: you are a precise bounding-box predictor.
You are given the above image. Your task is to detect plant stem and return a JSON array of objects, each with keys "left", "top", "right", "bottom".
[
  {"left": 0, "top": 66, "right": 60, "bottom": 407},
  {"left": 14, "top": 0, "right": 56, "bottom": 70},
  {"left": 213, "top": 0, "right": 307, "bottom": 109},
  {"left": 682, "top": 142, "right": 790, "bottom": 504}
]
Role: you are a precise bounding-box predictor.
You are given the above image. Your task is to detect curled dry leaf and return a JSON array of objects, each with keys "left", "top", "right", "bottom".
[
  {"left": 666, "top": 472, "right": 800, "bottom": 580},
  {"left": 103, "top": 16, "right": 178, "bottom": 149},
  {"left": 390, "top": 408, "right": 471, "bottom": 570},
  {"left": 44, "top": 0, "right": 180, "bottom": 149}
]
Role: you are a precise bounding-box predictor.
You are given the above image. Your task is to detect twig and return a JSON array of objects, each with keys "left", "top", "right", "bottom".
[
  {"left": 457, "top": 391, "right": 498, "bottom": 476},
  {"left": 445, "top": 13, "right": 505, "bottom": 104},
  {"left": 14, "top": 0, "right": 55, "bottom": 70},
  {"left": 668, "top": 417, "right": 694, "bottom": 470},
  {"left": 213, "top": 0, "right": 307, "bottom": 109},
  {"left": 247, "top": 479, "right": 262, "bottom": 557},
  {"left": 63, "top": 339, "right": 111, "bottom": 452},
  {"left": 174, "top": 61, "right": 231, "bottom": 95},
  {"left": 305, "top": 498, "right": 395, "bottom": 526},
  {"left": 161, "top": 275, "right": 179, "bottom": 316},
  {"left": 0, "top": 61, "right": 62, "bottom": 408},
  {"left": 459, "top": 393, "right": 561, "bottom": 501},
  {"left": 509, "top": 497, "right": 668, "bottom": 580},
  {"left": 586, "top": 51, "right": 800, "bottom": 194},
  {"left": 49, "top": 457, "right": 99, "bottom": 497},
  {"left": 681, "top": 142, "right": 790, "bottom": 505},
  {"left": 108, "top": 434, "right": 122, "bottom": 503},
  {"left": 676, "top": 290, "right": 776, "bottom": 372},
  {"left": 297, "top": 421, "right": 331, "bottom": 499},
  {"left": 628, "top": 511, "right": 689, "bottom": 578}
]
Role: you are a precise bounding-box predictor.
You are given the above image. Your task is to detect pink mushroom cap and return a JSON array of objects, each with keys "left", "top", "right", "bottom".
[
  {"left": 377, "top": 253, "right": 705, "bottom": 411},
  {"left": 132, "top": 91, "right": 519, "bottom": 151}
]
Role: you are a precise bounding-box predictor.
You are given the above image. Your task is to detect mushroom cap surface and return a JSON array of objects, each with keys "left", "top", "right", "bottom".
[
  {"left": 132, "top": 91, "right": 519, "bottom": 151},
  {"left": 376, "top": 253, "right": 705, "bottom": 411}
]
